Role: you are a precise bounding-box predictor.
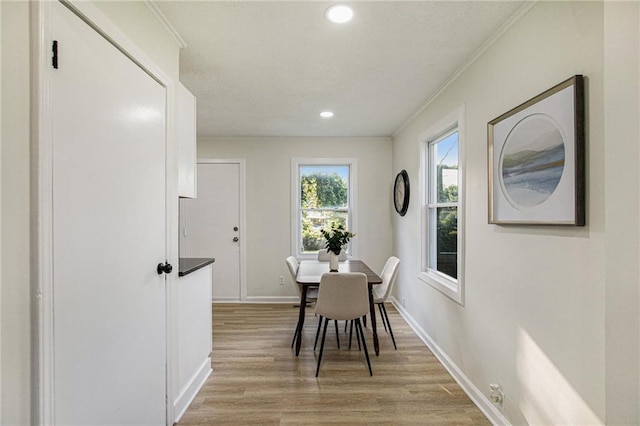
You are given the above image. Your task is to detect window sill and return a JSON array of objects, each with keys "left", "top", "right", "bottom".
[{"left": 418, "top": 270, "right": 464, "bottom": 305}]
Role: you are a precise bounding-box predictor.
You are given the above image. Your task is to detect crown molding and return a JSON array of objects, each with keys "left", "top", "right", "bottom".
[{"left": 143, "top": 0, "right": 187, "bottom": 49}]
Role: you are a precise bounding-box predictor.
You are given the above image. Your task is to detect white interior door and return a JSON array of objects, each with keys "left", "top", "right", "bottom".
[
  {"left": 182, "top": 162, "right": 241, "bottom": 300},
  {"left": 51, "top": 3, "right": 167, "bottom": 424}
]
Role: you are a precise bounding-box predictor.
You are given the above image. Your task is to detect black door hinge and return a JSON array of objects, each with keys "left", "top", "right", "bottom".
[{"left": 52, "top": 40, "right": 58, "bottom": 69}]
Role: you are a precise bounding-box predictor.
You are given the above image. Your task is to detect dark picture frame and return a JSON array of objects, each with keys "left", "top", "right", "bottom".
[{"left": 488, "top": 75, "right": 585, "bottom": 225}]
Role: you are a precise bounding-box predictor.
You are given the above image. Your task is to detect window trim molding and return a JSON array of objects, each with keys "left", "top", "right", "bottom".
[
  {"left": 418, "top": 106, "right": 465, "bottom": 305},
  {"left": 291, "top": 158, "right": 358, "bottom": 259}
]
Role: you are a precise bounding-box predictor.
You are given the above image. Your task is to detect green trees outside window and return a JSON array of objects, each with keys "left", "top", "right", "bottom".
[
  {"left": 300, "top": 167, "right": 349, "bottom": 253},
  {"left": 428, "top": 131, "right": 459, "bottom": 279},
  {"left": 436, "top": 164, "right": 458, "bottom": 278}
]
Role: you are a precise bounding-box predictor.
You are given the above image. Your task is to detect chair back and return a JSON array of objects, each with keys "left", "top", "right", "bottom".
[
  {"left": 285, "top": 256, "right": 301, "bottom": 297},
  {"left": 378, "top": 256, "right": 401, "bottom": 301},
  {"left": 315, "top": 272, "right": 369, "bottom": 321},
  {"left": 317, "top": 249, "right": 347, "bottom": 261}
]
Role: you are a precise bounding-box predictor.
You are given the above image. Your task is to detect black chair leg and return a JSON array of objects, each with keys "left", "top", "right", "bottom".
[
  {"left": 348, "top": 320, "right": 354, "bottom": 350},
  {"left": 381, "top": 303, "right": 397, "bottom": 350},
  {"left": 314, "top": 315, "right": 323, "bottom": 351},
  {"left": 348, "top": 320, "right": 361, "bottom": 350},
  {"left": 355, "top": 318, "right": 372, "bottom": 376},
  {"left": 334, "top": 320, "right": 340, "bottom": 349},
  {"left": 363, "top": 315, "right": 367, "bottom": 328},
  {"left": 378, "top": 303, "right": 388, "bottom": 333},
  {"left": 316, "top": 318, "right": 329, "bottom": 377},
  {"left": 344, "top": 320, "right": 348, "bottom": 333}
]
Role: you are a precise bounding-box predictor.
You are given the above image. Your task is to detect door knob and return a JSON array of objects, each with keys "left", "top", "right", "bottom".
[
  {"left": 233, "top": 237, "right": 239, "bottom": 242},
  {"left": 157, "top": 262, "right": 173, "bottom": 275}
]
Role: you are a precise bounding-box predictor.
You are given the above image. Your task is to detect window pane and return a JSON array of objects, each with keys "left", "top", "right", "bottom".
[
  {"left": 434, "top": 132, "right": 459, "bottom": 203},
  {"left": 301, "top": 210, "right": 348, "bottom": 253},
  {"left": 300, "top": 165, "right": 349, "bottom": 209},
  {"left": 431, "top": 206, "right": 457, "bottom": 279}
]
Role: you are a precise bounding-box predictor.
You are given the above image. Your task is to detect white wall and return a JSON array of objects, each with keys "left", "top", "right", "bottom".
[
  {"left": 198, "top": 137, "right": 393, "bottom": 298},
  {"left": 391, "top": 2, "right": 636, "bottom": 424},
  {"left": 0, "top": 1, "right": 183, "bottom": 423},
  {"left": 1, "top": 2, "right": 32, "bottom": 424},
  {"left": 0, "top": 1, "right": 3, "bottom": 419},
  {"left": 603, "top": 2, "right": 640, "bottom": 424}
]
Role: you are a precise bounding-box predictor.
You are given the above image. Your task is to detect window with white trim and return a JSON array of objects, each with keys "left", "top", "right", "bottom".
[
  {"left": 292, "top": 158, "right": 357, "bottom": 258},
  {"left": 419, "top": 108, "right": 464, "bottom": 304}
]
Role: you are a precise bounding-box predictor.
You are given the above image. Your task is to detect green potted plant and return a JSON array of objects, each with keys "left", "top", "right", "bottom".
[{"left": 320, "top": 224, "right": 355, "bottom": 271}]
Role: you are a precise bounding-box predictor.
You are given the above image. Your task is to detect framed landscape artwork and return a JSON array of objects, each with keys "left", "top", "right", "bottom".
[{"left": 488, "top": 75, "right": 585, "bottom": 225}]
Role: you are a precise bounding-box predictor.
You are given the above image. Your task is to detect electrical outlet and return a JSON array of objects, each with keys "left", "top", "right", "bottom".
[
  {"left": 279, "top": 275, "right": 284, "bottom": 285},
  {"left": 489, "top": 384, "right": 504, "bottom": 409}
]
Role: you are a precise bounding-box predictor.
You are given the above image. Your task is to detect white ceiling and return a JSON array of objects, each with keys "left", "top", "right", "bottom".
[{"left": 155, "top": 1, "right": 527, "bottom": 138}]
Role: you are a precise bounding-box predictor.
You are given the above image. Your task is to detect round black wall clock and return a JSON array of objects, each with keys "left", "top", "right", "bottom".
[{"left": 393, "top": 170, "right": 410, "bottom": 216}]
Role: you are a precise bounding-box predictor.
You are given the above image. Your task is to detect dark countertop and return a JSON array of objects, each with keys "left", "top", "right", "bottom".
[{"left": 178, "top": 257, "right": 215, "bottom": 277}]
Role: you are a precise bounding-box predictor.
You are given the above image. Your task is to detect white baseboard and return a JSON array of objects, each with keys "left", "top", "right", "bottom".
[
  {"left": 211, "top": 297, "right": 242, "bottom": 303},
  {"left": 242, "top": 296, "right": 300, "bottom": 304},
  {"left": 173, "top": 357, "right": 212, "bottom": 424},
  {"left": 390, "top": 297, "right": 510, "bottom": 426}
]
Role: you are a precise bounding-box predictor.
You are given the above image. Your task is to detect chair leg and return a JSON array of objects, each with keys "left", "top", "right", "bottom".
[
  {"left": 363, "top": 315, "right": 367, "bottom": 328},
  {"left": 355, "top": 318, "right": 372, "bottom": 376},
  {"left": 291, "top": 319, "right": 302, "bottom": 348},
  {"left": 344, "top": 320, "right": 348, "bottom": 333},
  {"left": 381, "top": 303, "right": 397, "bottom": 350},
  {"left": 314, "top": 315, "right": 324, "bottom": 351},
  {"left": 334, "top": 320, "right": 340, "bottom": 349},
  {"left": 316, "top": 318, "right": 329, "bottom": 377},
  {"left": 348, "top": 320, "right": 362, "bottom": 350},
  {"left": 378, "top": 303, "right": 388, "bottom": 333}
]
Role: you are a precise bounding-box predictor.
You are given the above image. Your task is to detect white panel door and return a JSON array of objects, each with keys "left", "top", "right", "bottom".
[
  {"left": 182, "top": 163, "right": 241, "bottom": 300},
  {"left": 51, "top": 3, "right": 167, "bottom": 424}
]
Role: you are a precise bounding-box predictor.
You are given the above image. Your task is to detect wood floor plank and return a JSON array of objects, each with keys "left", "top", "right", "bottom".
[{"left": 177, "top": 303, "right": 489, "bottom": 425}]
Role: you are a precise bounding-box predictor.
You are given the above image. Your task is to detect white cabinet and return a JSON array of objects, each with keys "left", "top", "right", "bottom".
[
  {"left": 173, "top": 264, "right": 212, "bottom": 422},
  {"left": 178, "top": 82, "right": 197, "bottom": 198}
]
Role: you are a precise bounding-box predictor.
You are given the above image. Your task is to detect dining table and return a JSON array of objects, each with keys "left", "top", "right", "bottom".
[{"left": 294, "top": 259, "right": 383, "bottom": 356}]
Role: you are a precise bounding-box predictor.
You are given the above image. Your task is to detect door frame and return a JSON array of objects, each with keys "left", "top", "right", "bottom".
[
  {"left": 31, "top": 1, "right": 178, "bottom": 424},
  {"left": 197, "top": 158, "right": 247, "bottom": 302}
]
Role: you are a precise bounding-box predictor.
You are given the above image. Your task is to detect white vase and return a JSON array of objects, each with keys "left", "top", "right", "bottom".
[{"left": 329, "top": 251, "right": 339, "bottom": 272}]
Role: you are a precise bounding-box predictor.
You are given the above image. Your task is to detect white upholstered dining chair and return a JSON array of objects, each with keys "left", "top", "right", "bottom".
[
  {"left": 314, "top": 272, "right": 372, "bottom": 377},
  {"left": 372, "top": 256, "right": 401, "bottom": 349},
  {"left": 286, "top": 256, "right": 319, "bottom": 348}
]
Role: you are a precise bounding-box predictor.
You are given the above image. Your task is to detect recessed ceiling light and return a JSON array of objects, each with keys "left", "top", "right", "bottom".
[
  {"left": 325, "top": 4, "right": 353, "bottom": 24},
  {"left": 320, "top": 111, "right": 334, "bottom": 118}
]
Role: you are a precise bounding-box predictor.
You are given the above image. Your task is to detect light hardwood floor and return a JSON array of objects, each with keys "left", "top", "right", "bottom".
[{"left": 178, "top": 303, "right": 490, "bottom": 425}]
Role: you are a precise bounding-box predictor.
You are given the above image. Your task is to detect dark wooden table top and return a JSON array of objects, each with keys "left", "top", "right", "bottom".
[{"left": 296, "top": 260, "right": 382, "bottom": 285}]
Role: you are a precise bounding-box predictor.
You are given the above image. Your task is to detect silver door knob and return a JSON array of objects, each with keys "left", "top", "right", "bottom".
[{"left": 233, "top": 237, "right": 239, "bottom": 242}]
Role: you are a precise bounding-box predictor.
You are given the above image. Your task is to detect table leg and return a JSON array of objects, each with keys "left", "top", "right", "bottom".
[
  {"left": 368, "top": 283, "right": 379, "bottom": 356},
  {"left": 295, "top": 286, "right": 307, "bottom": 356}
]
